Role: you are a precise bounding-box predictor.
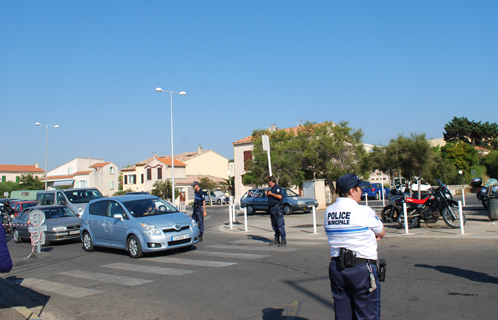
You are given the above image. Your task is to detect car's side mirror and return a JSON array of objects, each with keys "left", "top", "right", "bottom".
[{"left": 113, "top": 213, "right": 124, "bottom": 222}]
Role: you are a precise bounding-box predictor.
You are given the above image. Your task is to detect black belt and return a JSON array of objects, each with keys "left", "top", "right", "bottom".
[
  {"left": 269, "top": 204, "right": 282, "bottom": 208},
  {"left": 332, "top": 257, "right": 377, "bottom": 264}
]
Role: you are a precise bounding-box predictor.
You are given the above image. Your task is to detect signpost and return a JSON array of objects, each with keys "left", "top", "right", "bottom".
[
  {"left": 262, "top": 135, "right": 272, "bottom": 176},
  {"left": 29, "top": 209, "right": 46, "bottom": 254}
]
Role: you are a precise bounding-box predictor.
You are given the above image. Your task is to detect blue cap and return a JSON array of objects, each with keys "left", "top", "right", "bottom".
[{"left": 336, "top": 173, "right": 369, "bottom": 193}]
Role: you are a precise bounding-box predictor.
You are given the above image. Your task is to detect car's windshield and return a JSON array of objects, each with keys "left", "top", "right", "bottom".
[
  {"left": 282, "top": 189, "right": 298, "bottom": 197},
  {"left": 41, "top": 207, "right": 78, "bottom": 219},
  {"left": 122, "top": 198, "right": 178, "bottom": 217},
  {"left": 64, "top": 189, "right": 103, "bottom": 204}
]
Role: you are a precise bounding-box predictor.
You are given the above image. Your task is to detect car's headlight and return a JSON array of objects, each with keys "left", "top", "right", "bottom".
[
  {"left": 141, "top": 223, "right": 162, "bottom": 235},
  {"left": 53, "top": 226, "right": 67, "bottom": 231},
  {"left": 191, "top": 219, "right": 197, "bottom": 227},
  {"left": 297, "top": 200, "right": 305, "bottom": 205}
]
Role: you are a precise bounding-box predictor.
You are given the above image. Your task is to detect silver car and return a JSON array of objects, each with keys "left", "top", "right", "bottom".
[
  {"left": 240, "top": 188, "right": 318, "bottom": 215},
  {"left": 11, "top": 205, "right": 81, "bottom": 246},
  {"left": 80, "top": 195, "right": 200, "bottom": 258}
]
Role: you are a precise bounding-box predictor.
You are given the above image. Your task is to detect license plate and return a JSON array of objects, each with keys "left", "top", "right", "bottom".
[
  {"left": 171, "top": 234, "right": 188, "bottom": 241},
  {"left": 69, "top": 230, "right": 80, "bottom": 235}
]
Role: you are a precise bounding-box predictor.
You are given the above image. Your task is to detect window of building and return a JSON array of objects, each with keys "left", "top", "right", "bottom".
[
  {"left": 68, "top": 167, "right": 72, "bottom": 175},
  {"left": 110, "top": 180, "right": 114, "bottom": 190},
  {"left": 141, "top": 173, "right": 144, "bottom": 184},
  {"left": 110, "top": 167, "right": 115, "bottom": 174},
  {"left": 16, "top": 176, "right": 19, "bottom": 183},
  {"left": 2, "top": 176, "right": 5, "bottom": 182},
  {"left": 129, "top": 175, "right": 136, "bottom": 184},
  {"left": 147, "top": 169, "right": 152, "bottom": 180},
  {"left": 243, "top": 150, "right": 253, "bottom": 171},
  {"left": 124, "top": 175, "right": 128, "bottom": 185},
  {"left": 157, "top": 167, "right": 162, "bottom": 179}
]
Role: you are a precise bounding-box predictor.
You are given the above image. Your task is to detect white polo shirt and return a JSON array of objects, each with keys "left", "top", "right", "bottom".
[{"left": 324, "top": 197, "right": 384, "bottom": 260}]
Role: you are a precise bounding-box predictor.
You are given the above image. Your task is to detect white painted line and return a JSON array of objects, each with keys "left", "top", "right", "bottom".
[
  {"left": 21, "top": 278, "right": 103, "bottom": 298},
  {"left": 146, "top": 257, "right": 237, "bottom": 267},
  {"left": 206, "top": 244, "right": 299, "bottom": 252},
  {"left": 101, "top": 263, "right": 195, "bottom": 276},
  {"left": 59, "top": 270, "right": 152, "bottom": 286},
  {"left": 230, "top": 239, "right": 324, "bottom": 246},
  {"left": 194, "top": 251, "right": 268, "bottom": 260}
]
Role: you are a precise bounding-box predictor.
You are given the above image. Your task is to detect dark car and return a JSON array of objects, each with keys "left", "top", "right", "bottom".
[
  {"left": 361, "top": 183, "right": 390, "bottom": 200},
  {"left": 240, "top": 188, "right": 318, "bottom": 215},
  {"left": 11, "top": 205, "right": 81, "bottom": 246}
]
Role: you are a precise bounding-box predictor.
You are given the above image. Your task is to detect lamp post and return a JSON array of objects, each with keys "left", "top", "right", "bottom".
[
  {"left": 35, "top": 122, "right": 59, "bottom": 190},
  {"left": 155, "top": 88, "right": 186, "bottom": 206}
]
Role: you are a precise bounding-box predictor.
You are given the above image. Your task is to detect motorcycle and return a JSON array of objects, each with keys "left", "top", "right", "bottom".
[
  {"left": 471, "top": 177, "right": 496, "bottom": 210},
  {"left": 398, "top": 180, "right": 464, "bottom": 229},
  {"left": 381, "top": 185, "right": 408, "bottom": 223}
]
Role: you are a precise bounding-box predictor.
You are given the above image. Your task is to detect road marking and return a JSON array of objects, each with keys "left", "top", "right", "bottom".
[
  {"left": 206, "top": 244, "right": 299, "bottom": 252},
  {"left": 146, "top": 256, "right": 237, "bottom": 267},
  {"left": 101, "top": 262, "right": 195, "bottom": 276},
  {"left": 231, "top": 239, "right": 325, "bottom": 246},
  {"left": 193, "top": 251, "right": 268, "bottom": 260},
  {"left": 59, "top": 270, "right": 152, "bottom": 286},
  {"left": 21, "top": 278, "right": 103, "bottom": 298}
]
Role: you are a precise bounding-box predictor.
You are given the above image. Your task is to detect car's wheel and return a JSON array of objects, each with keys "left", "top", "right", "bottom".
[
  {"left": 41, "top": 232, "right": 50, "bottom": 246},
  {"left": 283, "top": 204, "right": 293, "bottom": 215},
  {"left": 13, "top": 228, "right": 22, "bottom": 243},
  {"left": 217, "top": 199, "right": 221, "bottom": 205},
  {"left": 127, "top": 235, "right": 143, "bottom": 259},
  {"left": 82, "top": 232, "right": 95, "bottom": 252},
  {"left": 375, "top": 192, "right": 380, "bottom": 200},
  {"left": 246, "top": 206, "right": 254, "bottom": 215}
]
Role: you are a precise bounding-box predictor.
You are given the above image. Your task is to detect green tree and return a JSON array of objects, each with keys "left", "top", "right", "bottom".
[
  {"left": 443, "top": 116, "right": 498, "bottom": 148},
  {"left": 0, "top": 181, "right": 19, "bottom": 198},
  {"left": 300, "top": 121, "right": 366, "bottom": 195},
  {"left": 220, "top": 177, "right": 235, "bottom": 195},
  {"left": 151, "top": 180, "right": 178, "bottom": 201},
  {"left": 441, "top": 141, "right": 479, "bottom": 183},
  {"left": 199, "top": 177, "right": 217, "bottom": 205},
  {"left": 482, "top": 151, "right": 498, "bottom": 178},
  {"left": 19, "top": 174, "right": 44, "bottom": 190}
]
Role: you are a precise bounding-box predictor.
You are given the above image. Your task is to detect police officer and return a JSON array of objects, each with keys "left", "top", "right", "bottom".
[
  {"left": 324, "top": 173, "right": 385, "bottom": 320},
  {"left": 192, "top": 181, "right": 206, "bottom": 241},
  {"left": 0, "top": 223, "right": 12, "bottom": 273},
  {"left": 266, "top": 175, "right": 286, "bottom": 247}
]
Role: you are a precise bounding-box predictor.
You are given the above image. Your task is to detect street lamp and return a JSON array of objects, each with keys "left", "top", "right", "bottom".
[
  {"left": 35, "top": 122, "right": 59, "bottom": 190},
  {"left": 155, "top": 88, "right": 186, "bottom": 206}
]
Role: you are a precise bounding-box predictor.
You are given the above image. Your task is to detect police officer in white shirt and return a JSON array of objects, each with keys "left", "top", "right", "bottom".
[{"left": 325, "top": 173, "right": 385, "bottom": 320}]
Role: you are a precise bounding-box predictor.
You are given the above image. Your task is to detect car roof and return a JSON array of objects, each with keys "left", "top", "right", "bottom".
[
  {"left": 90, "top": 195, "right": 160, "bottom": 202},
  {"left": 62, "top": 188, "right": 100, "bottom": 191},
  {"left": 27, "top": 205, "right": 67, "bottom": 210}
]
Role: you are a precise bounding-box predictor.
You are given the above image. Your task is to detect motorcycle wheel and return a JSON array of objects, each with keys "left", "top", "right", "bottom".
[
  {"left": 398, "top": 210, "right": 419, "bottom": 229},
  {"left": 381, "top": 205, "right": 393, "bottom": 222},
  {"left": 442, "top": 206, "right": 465, "bottom": 229},
  {"left": 482, "top": 199, "right": 488, "bottom": 210}
]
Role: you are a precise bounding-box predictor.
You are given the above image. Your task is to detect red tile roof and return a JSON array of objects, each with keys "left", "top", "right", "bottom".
[
  {"left": 136, "top": 156, "right": 186, "bottom": 167},
  {"left": 0, "top": 164, "right": 45, "bottom": 173},
  {"left": 89, "top": 162, "right": 111, "bottom": 168},
  {"left": 233, "top": 124, "right": 316, "bottom": 145},
  {"left": 44, "top": 175, "right": 75, "bottom": 180},
  {"left": 74, "top": 171, "right": 92, "bottom": 175}
]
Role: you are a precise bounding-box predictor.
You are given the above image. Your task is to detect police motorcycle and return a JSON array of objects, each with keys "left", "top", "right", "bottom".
[
  {"left": 381, "top": 185, "right": 408, "bottom": 223},
  {"left": 471, "top": 177, "right": 497, "bottom": 210},
  {"left": 398, "top": 180, "right": 464, "bottom": 229},
  {"left": 1, "top": 205, "right": 13, "bottom": 232}
]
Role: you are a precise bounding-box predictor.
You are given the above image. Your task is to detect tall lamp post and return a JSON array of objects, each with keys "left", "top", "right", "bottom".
[
  {"left": 35, "top": 122, "right": 59, "bottom": 190},
  {"left": 155, "top": 88, "right": 186, "bottom": 205}
]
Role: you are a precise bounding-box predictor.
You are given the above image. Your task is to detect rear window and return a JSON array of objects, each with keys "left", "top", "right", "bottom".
[
  {"left": 37, "top": 193, "right": 55, "bottom": 206},
  {"left": 64, "top": 189, "right": 103, "bottom": 204}
]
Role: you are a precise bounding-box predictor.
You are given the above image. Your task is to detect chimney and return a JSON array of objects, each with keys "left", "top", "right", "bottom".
[
  {"left": 270, "top": 124, "right": 277, "bottom": 132},
  {"left": 35, "top": 163, "right": 39, "bottom": 168},
  {"left": 198, "top": 144, "right": 203, "bottom": 153}
]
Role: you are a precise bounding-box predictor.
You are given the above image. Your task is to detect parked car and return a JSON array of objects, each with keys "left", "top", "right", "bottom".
[
  {"left": 36, "top": 188, "right": 103, "bottom": 217},
  {"left": 361, "top": 183, "right": 390, "bottom": 200},
  {"left": 10, "top": 201, "right": 37, "bottom": 217},
  {"left": 240, "top": 188, "right": 318, "bottom": 215},
  {"left": 79, "top": 195, "right": 200, "bottom": 258},
  {"left": 11, "top": 205, "right": 81, "bottom": 246},
  {"left": 126, "top": 191, "right": 150, "bottom": 195},
  {"left": 204, "top": 191, "right": 227, "bottom": 205}
]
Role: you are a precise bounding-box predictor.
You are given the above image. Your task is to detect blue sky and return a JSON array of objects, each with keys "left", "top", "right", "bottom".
[{"left": 1, "top": 1, "right": 496, "bottom": 172}]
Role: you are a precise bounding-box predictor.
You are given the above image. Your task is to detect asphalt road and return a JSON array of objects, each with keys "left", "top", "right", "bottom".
[{"left": 1, "top": 199, "right": 498, "bottom": 319}]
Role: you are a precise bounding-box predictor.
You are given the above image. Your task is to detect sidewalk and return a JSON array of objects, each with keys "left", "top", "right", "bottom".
[{"left": 219, "top": 199, "right": 498, "bottom": 240}]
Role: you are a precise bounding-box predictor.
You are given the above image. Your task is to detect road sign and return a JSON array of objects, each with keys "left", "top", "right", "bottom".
[
  {"left": 29, "top": 225, "right": 47, "bottom": 233},
  {"left": 29, "top": 209, "right": 45, "bottom": 227}
]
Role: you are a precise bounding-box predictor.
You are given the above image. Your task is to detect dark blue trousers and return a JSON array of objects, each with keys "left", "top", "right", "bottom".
[
  {"left": 192, "top": 207, "right": 204, "bottom": 235},
  {"left": 269, "top": 206, "right": 286, "bottom": 240},
  {"left": 329, "top": 259, "right": 380, "bottom": 320}
]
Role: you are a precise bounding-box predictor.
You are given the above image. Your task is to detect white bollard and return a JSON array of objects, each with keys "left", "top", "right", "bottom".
[
  {"left": 244, "top": 207, "right": 248, "bottom": 232},
  {"left": 364, "top": 194, "right": 368, "bottom": 206},
  {"left": 229, "top": 199, "right": 233, "bottom": 229},
  {"left": 382, "top": 189, "right": 385, "bottom": 207},
  {"left": 461, "top": 189, "right": 466, "bottom": 207},
  {"left": 458, "top": 201, "right": 464, "bottom": 235},
  {"left": 312, "top": 206, "right": 317, "bottom": 234},
  {"left": 403, "top": 203, "right": 409, "bottom": 235}
]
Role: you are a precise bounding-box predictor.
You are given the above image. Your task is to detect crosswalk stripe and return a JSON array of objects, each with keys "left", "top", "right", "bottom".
[
  {"left": 231, "top": 239, "right": 325, "bottom": 246},
  {"left": 206, "top": 244, "right": 299, "bottom": 252},
  {"left": 21, "top": 278, "right": 103, "bottom": 298},
  {"left": 102, "top": 262, "right": 195, "bottom": 276},
  {"left": 59, "top": 270, "right": 152, "bottom": 286},
  {"left": 146, "top": 256, "right": 237, "bottom": 267},
  {"left": 193, "top": 251, "right": 268, "bottom": 260}
]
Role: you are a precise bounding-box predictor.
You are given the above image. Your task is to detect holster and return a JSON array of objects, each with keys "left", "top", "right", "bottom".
[
  {"left": 377, "top": 258, "right": 387, "bottom": 282},
  {"left": 338, "top": 248, "right": 357, "bottom": 269}
]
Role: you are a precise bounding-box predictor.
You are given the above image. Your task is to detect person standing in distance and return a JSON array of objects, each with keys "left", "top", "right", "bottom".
[
  {"left": 266, "top": 175, "right": 287, "bottom": 247},
  {"left": 192, "top": 181, "right": 206, "bottom": 241},
  {"left": 325, "top": 173, "right": 385, "bottom": 320}
]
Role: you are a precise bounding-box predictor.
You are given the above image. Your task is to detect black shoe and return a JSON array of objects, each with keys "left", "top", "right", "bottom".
[
  {"left": 278, "top": 239, "right": 287, "bottom": 247},
  {"left": 198, "top": 234, "right": 203, "bottom": 241},
  {"left": 269, "top": 238, "right": 279, "bottom": 246}
]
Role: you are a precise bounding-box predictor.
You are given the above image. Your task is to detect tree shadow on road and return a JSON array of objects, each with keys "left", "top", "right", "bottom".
[{"left": 415, "top": 264, "right": 498, "bottom": 285}]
